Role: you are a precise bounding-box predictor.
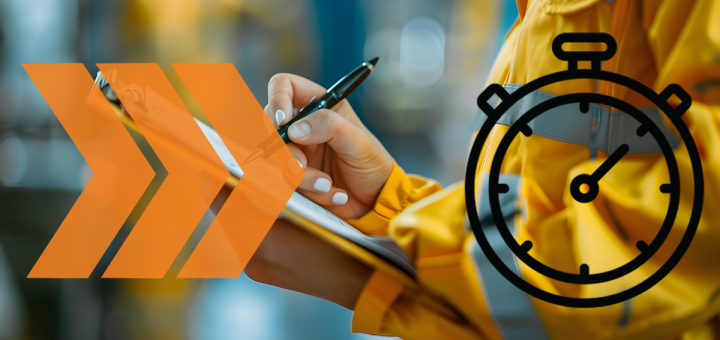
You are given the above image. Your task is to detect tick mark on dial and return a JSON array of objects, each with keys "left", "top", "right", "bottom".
[
  {"left": 520, "top": 240, "right": 533, "bottom": 252},
  {"left": 495, "top": 183, "right": 510, "bottom": 194},
  {"left": 660, "top": 183, "right": 673, "bottom": 194},
  {"left": 580, "top": 264, "right": 589, "bottom": 276},
  {"left": 520, "top": 125, "right": 533, "bottom": 137},
  {"left": 580, "top": 102, "right": 589, "bottom": 113},
  {"left": 636, "top": 240, "right": 648, "bottom": 252}
]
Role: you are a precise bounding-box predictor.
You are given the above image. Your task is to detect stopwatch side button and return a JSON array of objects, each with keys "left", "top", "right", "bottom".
[
  {"left": 636, "top": 125, "right": 649, "bottom": 137},
  {"left": 637, "top": 241, "right": 649, "bottom": 252},
  {"left": 477, "top": 84, "right": 510, "bottom": 116},
  {"left": 659, "top": 84, "right": 692, "bottom": 116},
  {"left": 579, "top": 264, "right": 590, "bottom": 276}
]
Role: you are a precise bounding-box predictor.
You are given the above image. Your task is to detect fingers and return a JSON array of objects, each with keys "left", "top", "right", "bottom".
[
  {"left": 286, "top": 143, "right": 347, "bottom": 206},
  {"left": 296, "top": 166, "right": 349, "bottom": 206},
  {"left": 265, "top": 92, "right": 293, "bottom": 128},
  {"left": 329, "top": 100, "right": 364, "bottom": 128},
  {"left": 286, "top": 109, "right": 368, "bottom": 158},
  {"left": 265, "top": 73, "right": 326, "bottom": 127},
  {"left": 287, "top": 143, "right": 306, "bottom": 169}
]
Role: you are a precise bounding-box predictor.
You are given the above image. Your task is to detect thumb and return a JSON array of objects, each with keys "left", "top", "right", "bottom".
[{"left": 286, "top": 109, "right": 368, "bottom": 157}]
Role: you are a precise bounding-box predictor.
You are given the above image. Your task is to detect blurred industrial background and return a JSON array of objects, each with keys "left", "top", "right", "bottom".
[{"left": 0, "top": 0, "right": 518, "bottom": 339}]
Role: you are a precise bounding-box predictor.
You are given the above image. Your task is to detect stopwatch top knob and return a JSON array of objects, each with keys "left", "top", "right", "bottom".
[{"left": 552, "top": 33, "right": 617, "bottom": 71}]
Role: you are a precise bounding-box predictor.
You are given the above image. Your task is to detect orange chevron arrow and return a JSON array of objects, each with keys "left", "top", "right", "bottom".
[
  {"left": 98, "top": 64, "right": 229, "bottom": 278},
  {"left": 173, "top": 64, "right": 303, "bottom": 278},
  {"left": 24, "top": 64, "right": 155, "bottom": 278}
]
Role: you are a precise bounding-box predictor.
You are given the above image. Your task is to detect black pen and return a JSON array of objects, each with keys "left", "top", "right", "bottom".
[{"left": 242, "top": 57, "right": 379, "bottom": 165}]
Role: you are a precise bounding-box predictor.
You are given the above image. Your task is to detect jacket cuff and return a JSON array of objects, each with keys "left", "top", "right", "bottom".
[
  {"left": 351, "top": 270, "right": 404, "bottom": 335},
  {"left": 347, "top": 163, "right": 441, "bottom": 235}
]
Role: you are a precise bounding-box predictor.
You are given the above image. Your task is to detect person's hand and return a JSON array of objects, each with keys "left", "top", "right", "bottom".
[
  {"left": 245, "top": 218, "right": 373, "bottom": 309},
  {"left": 265, "top": 74, "right": 394, "bottom": 219}
]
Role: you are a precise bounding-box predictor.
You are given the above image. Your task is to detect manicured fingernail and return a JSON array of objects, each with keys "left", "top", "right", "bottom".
[
  {"left": 313, "top": 178, "right": 331, "bottom": 193},
  {"left": 288, "top": 121, "right": 312, "bottom": 138},
  {"left": 288, "top": 158, "right": 302, "bottom": 175},
  {"left": 332, "top": 192, "right": 348, "bottom": 205},
  {"left": 275, "top": 109, "right": 285, "bottom": 126}
]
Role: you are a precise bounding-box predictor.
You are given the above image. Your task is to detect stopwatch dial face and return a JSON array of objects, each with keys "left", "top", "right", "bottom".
[
  {"left": 486, "top": 93, "right": 681, "bottom": 285},
  {"left": 467, "top": 75, "right": 703, "bottom": 308}
]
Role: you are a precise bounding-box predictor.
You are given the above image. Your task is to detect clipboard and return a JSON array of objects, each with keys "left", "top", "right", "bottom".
[{"left": 87, "top": 73, "right": 421, "bottom": 293}]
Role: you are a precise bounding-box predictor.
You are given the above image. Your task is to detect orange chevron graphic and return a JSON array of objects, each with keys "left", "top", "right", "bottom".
[
  {"left": 27, "top": 63, "right": 300, "bottom": 278},
  {"left": 98, "top": 64, "right": 230, "bottom": 278},
  {"left": 24, "top": 64, "right": 155, "bottom": 278},
  {"left": 173, "top": 64, "right": 303, "bottom": 278}
]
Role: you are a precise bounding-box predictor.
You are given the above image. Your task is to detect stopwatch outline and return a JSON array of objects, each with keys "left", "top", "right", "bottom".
[{"left": 465, "top": 33, "right": 704, "bottom": 308}]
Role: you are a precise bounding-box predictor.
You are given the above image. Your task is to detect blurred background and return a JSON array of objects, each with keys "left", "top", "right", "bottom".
[{"left": 0, "top": 0, "right": 518, "bottom": 339}]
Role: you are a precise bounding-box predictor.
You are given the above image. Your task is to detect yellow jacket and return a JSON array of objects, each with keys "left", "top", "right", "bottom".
[{"left": 347, "top": 0, "right": 720, "bottom": 339}]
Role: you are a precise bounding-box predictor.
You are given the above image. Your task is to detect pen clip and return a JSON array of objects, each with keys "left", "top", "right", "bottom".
[
  {"left": 299, "top": 96, "right": 320, "bottom": 113},
  {"left": 306, "top": 96, "right": 319, "bottom": 105}
]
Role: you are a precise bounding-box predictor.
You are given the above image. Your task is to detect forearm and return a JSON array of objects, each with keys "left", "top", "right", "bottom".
[{"left": 245, "top": 218, "right": 373, "bottom": 310}]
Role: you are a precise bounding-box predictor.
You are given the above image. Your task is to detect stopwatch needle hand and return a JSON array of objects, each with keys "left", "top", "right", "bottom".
[
  {"left": 590, "top": 143, "right": 629, "bottom": 181},
  {"left": 570, "top": 143, "right": 629, "bottom": 203}
]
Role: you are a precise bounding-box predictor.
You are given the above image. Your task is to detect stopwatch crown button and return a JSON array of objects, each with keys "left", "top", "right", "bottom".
[{"left": 552, "top": 33, "right": 617, "bottom": 71}]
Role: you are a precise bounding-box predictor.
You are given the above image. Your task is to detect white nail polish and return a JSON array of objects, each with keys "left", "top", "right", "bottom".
[
  {"left": 288, "top": 121, "right": 312, "bottom": 138},
  {"left": 275, "top": 109, "right": 285, "bottom": 126},
  {"left": 332, "top": 192, "right": 348, "bottom": 205},
  {"left": 313, "top": 178, "right": 331, "bottom": 193},
  {"left": 297, "top": 159, "right": 303, "bottom": 169}
]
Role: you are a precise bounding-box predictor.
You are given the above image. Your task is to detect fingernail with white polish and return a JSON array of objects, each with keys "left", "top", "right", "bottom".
[
  {"left": 297, "top": 159, "right": 303, "bottom": 169},
  {"left": 313, "top": 178, "right": 331, "bottom": 193},
  {"left": 275, "top": 109, "right": 285, "bottom": 126},
  {"left": 332, "top": 192, "right": 348, "bottom": 205},
  {"left": 288, "top": 121, "right": 312, "bottom": 138}
]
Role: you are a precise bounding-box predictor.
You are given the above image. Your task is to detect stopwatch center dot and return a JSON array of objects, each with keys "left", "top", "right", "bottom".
[{"left": 570, "top": 174, "right": 599, "bottom": 203}]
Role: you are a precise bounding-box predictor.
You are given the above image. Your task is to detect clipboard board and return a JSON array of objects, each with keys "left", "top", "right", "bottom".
[{"left": 87, "top": 73, "right": 421, "bottom": 293}]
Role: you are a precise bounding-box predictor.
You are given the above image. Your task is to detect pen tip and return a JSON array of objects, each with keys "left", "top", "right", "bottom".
[{"left": 368, "top": 57, "right": 379, "bottom": 67}]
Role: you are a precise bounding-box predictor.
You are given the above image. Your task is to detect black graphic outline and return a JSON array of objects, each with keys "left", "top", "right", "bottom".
[{"left": 466, "top": 33, "right": 704, "bottom": 308}]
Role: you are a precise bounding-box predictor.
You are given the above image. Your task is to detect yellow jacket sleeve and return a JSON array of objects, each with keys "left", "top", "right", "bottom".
[
  {"left": 525, "top": 1, "right": 720, "bottom": 338},
  {"left": 347, "top": 163, "right": 443, "bottom": 236},
  {"left": 349, "top": 1, "right": 720, "bottom": 340},
  {"left": 351, "top": 184, "right": 503, "bottom": 340},
  {"left": 352, "top": 270, "right": 484, "bottom": 340}
]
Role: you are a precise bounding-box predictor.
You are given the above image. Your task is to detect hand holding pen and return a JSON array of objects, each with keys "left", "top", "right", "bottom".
[{"left": 261, "top": 58, "right": 395, "bottom": 219}]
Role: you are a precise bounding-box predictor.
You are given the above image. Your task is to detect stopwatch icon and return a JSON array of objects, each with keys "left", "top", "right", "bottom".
[{"left": 465, "top": 33, "right": 704, "bottom": 308}]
